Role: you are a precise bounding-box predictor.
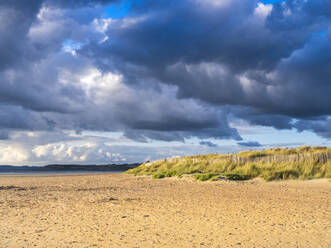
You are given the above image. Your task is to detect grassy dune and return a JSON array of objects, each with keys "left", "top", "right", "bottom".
[{"left": 126, "top": 146, "right": 331, "bottom": 181}]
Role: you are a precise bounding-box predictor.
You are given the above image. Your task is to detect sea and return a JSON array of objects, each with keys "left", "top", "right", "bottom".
[{"left": 0, "top": 170, "right": 123, "bottom": 175}]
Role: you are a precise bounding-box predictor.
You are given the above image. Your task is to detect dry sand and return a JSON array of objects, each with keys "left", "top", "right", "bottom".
[{"left": 0, "top": 174, "right": 330, "bottom": 248}]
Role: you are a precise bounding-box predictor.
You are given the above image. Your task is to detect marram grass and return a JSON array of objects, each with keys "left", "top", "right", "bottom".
[{"left": 126, "top": 146, "right": 331, "bottom": 181}]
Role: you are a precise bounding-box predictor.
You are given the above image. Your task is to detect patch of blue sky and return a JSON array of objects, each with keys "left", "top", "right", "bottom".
[
  {"left": 312, "top": 30, "right": 327, "bottom": 38},
  {"left": 103, "top": 0, "right": 134, "bottom": 19},
  {"left": 62, "top": 39, "right": 85, "bottom": 51},
  {"left": 240, "top": 127, "right": 327, "bottom": 148},
  {"left": 143, "top": 127, "right": 329, "bottom": 151}
]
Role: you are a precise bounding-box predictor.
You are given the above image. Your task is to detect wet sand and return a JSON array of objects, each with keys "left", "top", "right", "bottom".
[{"left": 0, "top": 174, "right": 330, "bottom": 247}]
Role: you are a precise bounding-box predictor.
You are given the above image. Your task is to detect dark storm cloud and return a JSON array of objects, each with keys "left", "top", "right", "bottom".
[
  {"left": 0, "top": 0, "right": 330, "bottom": 143},
  {"left": 0, "top": 0, "right": 116, "bottom": 70},
  {"left": 79, "top": 0, "right": 331, "bottom": 138},
  {"left": 0, "top": 52, "right": 89, "bottom": 113},
  {"left": 84, "top": 0, "right": 276, "bottom": 71},
  {"left": 294, "top": 118, "right": 331, "bottom": 139},
  {"left": 0, "top": 0, "right": 92, "bottom": 114},
  {"left": 0, "top": 105, "right": 58, "bottom": 131},
  {"left": 230, "top": 107, "right": 294, "bottom": 130},
  {"left": 237, "top": 141, "right": 262, "bottom": 147},
  {"left": 68, "top": 82, "right": 242, "bottom": 141},
  {"left": 0, "top": 131, "right": 10, "bottom": 140},
  {"left": 0, "top": 0, "right": 42, "bottom": 70},
  {"left": 199, "top": 141, "right": 218, "bottom": 148},
  {"left": 85, "top": 0, "right": 318, "bottom": 72}
]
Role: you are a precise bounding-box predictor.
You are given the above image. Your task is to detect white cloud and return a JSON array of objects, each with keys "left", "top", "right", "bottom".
[
  {"left": 0, "top": 129, "right": 240, "bottom": 165},
  {"left": 92, "top": 16, "right": 148, "bottom": 43},
  {"left": 0, "top": 145, "right": 29, "bottom": 164},
  {"left": 31, "top": 141, "right": 127, "bottom": 164},
  {"left": 195, "top": 0, "right": 232, "bottom": 8},
  {"left": 254, "top": 3, "right": 273, "bottom": 20}
]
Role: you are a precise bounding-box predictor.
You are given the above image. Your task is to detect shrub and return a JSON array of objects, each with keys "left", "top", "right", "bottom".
[
  {"left": 194, "top": 173, "right": 219, "bottom": 181},
  {"left": 152, "top": 172, "right": 165, "bottom": 179},
  {"left": 224, "top": 173, "right": 251, "bottom": 181},
  {"left": 263, "top": 169, "right": 300, "bottom": 181}
]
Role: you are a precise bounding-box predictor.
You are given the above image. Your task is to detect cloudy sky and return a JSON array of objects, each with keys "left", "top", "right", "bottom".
[{"left": 0, "top": 0, "right": 330, "bottom": 165}]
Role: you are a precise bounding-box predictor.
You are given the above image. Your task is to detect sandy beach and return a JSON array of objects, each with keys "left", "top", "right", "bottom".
[{"left": 0, "top": 174, "right": 330, "bottom": 248}]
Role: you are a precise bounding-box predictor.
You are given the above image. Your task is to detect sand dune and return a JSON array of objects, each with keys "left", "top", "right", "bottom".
[{"left": 0, "top": 174, "right": 330, "bottom": 247}]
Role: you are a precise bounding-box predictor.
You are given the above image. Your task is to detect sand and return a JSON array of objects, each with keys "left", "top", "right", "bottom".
[{"left": 0, "top": 174, "right": 330, "bottom": 248}]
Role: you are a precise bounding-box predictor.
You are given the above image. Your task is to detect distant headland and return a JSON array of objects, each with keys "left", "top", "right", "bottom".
[{"left": 0, "top": 163, "right": 140, "bottom": 173}]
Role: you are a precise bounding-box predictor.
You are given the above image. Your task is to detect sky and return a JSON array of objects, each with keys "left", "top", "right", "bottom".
[{"left": 0, "top": 0, "right": 330, "bottom": 165}]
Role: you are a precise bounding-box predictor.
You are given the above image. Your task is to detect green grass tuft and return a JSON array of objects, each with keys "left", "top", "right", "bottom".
[
  {"left": 224, "top": 173, "right": 251, "bottom": 181},
  {"left": 152, "top": 172, "right": 165, "bottom": 179},
  {"left": 194, "top": 173, "right": 219, "bottom": 181},
  {"left": 126, "top": 146, "right": 331, "bottom": 181}
]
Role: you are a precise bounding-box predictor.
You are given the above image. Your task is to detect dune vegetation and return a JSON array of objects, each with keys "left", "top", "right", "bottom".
[{"left": 126, "top": 146, "right": 331, "bottom": 181}]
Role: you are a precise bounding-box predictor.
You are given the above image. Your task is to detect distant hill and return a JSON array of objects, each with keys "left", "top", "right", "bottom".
[
  {"left": 0, "top": 163, "right": 140, "bottom": 173},
  {"left": 126, "top": 146, "right": 331, "bottom": 181}
]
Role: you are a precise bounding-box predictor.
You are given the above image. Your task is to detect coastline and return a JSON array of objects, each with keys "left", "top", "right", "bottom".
[
  {"left": 0, "top": 171, "right": 122, "bottom": 176},
  {"left": 1, "top": 174, "right": 330, "bottom": 247}
]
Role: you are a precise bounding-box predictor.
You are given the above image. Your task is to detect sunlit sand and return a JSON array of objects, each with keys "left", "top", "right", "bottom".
[{"left": 1, "top": 174, "right": 330, "bottom": 247}]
